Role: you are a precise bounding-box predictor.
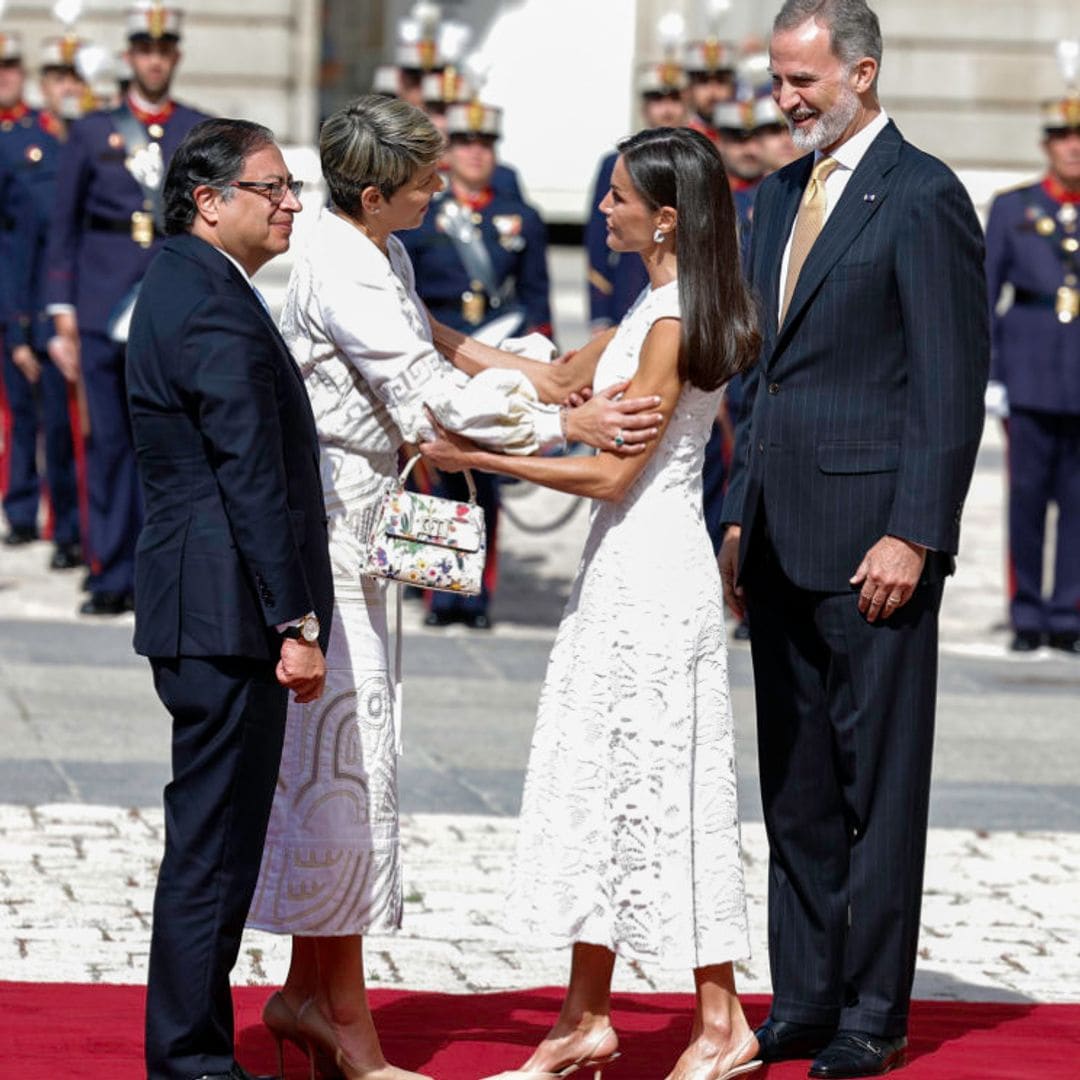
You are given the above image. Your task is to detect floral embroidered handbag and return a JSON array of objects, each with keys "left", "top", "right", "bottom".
[{"left": 362, "top": 454, "right": 486, "bottom": 595}]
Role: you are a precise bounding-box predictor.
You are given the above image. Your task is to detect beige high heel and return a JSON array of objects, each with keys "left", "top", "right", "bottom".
[
  {"left": 716, "top": 1032, "right": 763, "bottom": 1080},
  {"left": 263, "top": 991, "right": 303, "bottom": 1079},
  {"left": 481, "top": 1026, "right": 621, "bottom": 1080},
  {"left": 263, "top": 991, "right": 342, "bottom": 1080},
  {"left": 663, "top": 1031, "right": 762, "bottom": 1080},
  {"left": 295, "top": 998, "right": 432, "bottom": 1080}
]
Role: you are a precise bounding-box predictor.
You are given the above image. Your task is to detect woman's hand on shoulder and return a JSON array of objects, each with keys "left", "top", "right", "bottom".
[{"left": 564, "top": 380, "right": 664, "bottom": 455}]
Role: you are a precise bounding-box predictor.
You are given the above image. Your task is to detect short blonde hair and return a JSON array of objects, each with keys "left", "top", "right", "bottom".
[{"left": 320, "top": 95, "right": 443, "bottom": 215}]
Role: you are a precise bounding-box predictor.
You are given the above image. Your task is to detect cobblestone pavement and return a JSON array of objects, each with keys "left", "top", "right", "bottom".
[{"left": 1, "top": 804, "right": 1077, "bottom": 1002}]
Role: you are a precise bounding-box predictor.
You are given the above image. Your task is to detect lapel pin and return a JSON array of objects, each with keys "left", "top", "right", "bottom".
[{"left": 864, "top": 193, "right": 877, "bottom": 202}]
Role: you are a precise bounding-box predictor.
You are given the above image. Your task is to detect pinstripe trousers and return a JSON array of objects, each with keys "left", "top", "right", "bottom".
[{"left": 745, "top": 530, "right": 943, "bottom": 1038}]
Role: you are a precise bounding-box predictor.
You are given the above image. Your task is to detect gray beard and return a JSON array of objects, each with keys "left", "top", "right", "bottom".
[{"left": 790, "top": 88, "right": 860, "bottom": 152}]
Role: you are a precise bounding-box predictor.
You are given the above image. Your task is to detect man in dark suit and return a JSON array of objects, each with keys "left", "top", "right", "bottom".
[
  {"left": 127, "top": 117, "right": 334, "bottom": 1080},
  {"left": 718, "top": 3, "right": 987, "bottom": 1076}
]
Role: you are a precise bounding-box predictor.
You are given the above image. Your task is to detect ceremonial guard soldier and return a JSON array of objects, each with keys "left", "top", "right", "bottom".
[
  {"left": 712, "top": 98, "right": 767, "bottom": 195},
  {"left": 1, "top": 29, "right": 89, "bottom": 566},
  {"left": 585, "top": 59, "right": 687, "bottom": 334},
  {"left": 683, "top": 37, "right": 736, "bottom": 146},
  {"left": 401, "top": 99, "right": 552, "bottom": 628},
  {"left": 45, "top": 4, "right": 208, "bottom": 615},
  {"left": 985, "top": 59, "right": 1080, "bottom": 655},
  {"left": 0, "top": 29, "right": 33, "bottom": 539},
  {"left": 420, "top": 64, "right": 523, "bottom": 200}
]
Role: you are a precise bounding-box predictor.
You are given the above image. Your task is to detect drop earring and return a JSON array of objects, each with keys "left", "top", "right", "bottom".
[{"left": 653, "top": 227, "right": 664, "bottom": 243}]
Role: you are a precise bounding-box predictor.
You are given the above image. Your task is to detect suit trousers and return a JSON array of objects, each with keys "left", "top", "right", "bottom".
[
  {"left": 744, "top": 531, "right": 943, "bottom": 1038},
  {"left": 1, "top": 346, "right": 80, "bottom": 543},
  {"left": 145, "top": 654, "right": 288, "bottom": 1080},
  {"left": 1007, "top": 407, "right": 1080, "bottom": 636},
  {"left": 81, "top": 331, "right": 142, "bottom": 594}
]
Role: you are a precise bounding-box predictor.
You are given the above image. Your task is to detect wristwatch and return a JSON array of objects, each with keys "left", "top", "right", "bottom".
[{"left": 281, "top": 612, "right": 320, "bottom": 644}]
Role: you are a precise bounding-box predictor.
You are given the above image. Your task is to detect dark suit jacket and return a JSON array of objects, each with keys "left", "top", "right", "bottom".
[
  {"left": 126, "top": 233, "right": 333, "bottom": 659},
  {"left": 721, "top": 121, "right": 989, "bottom": 592}
]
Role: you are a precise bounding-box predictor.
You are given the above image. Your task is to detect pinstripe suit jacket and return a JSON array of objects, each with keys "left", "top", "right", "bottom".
[{"left": 721, "top": 121, "right": 989, "bottom": 592}]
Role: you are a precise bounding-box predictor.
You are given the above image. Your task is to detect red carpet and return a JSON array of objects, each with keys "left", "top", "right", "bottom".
[{"left": 1, "top": 983, "right": 1077, "bottom": 1078}]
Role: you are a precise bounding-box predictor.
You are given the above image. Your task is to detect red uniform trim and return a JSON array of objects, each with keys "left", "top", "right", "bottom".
[
  {"left": 452, "top": 184, "right": 495, "bottom": 212},
  {"left": 125, "top": 93, "right": 176, "bottom": 127},
  {"left": 688, "top": 115, "right": 720, "bottom": 146},
  {"left": 38, "top": 110, "right": 64, "bottom": 138},
  {"left": 0, "top": 101, "right": 30, "bottom": 124},
  {"left": 1042, "top": 175, "right": 1080, "bottom": 205}
]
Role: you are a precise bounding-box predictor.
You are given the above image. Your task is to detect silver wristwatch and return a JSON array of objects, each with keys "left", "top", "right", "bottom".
[{"left": 282, "top": 612, "right": 320, "bottom": 644}]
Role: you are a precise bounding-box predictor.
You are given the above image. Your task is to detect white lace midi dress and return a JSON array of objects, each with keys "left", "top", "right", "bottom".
[
  {"left": 248, "top": 210, "right": 562, "bottom": 936},
  {"left": 508, "top": 281, "right": 750, "bottom": 970}
]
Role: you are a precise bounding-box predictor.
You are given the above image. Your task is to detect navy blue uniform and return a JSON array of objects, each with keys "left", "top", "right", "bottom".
[
  {"left": 0, "top": 104, "right": 79, "bottom": 547},
  {"left": 45, "top": 98, "right": 208, "bottom": 600},
  {"left": 985, "top": 179, "right": 1080, "bottom": 636},
  {"left": 402, "top": 184, "right": 552, "bottom": 622},
  {"left": 401, "top": 185, "right": 552, "bottom": 337},
  {"left": 493, "top": 162, "right": 523, "bottom": 200}
]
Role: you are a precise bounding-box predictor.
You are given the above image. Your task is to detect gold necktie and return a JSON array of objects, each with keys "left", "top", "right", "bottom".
[{"left": 780, "top": 155, "right": 840, "bottom": 323}]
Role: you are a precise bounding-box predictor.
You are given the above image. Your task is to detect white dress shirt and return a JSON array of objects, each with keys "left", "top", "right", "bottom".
[{"left": 778, "top": 109, "right": 890, "bottom": 320}]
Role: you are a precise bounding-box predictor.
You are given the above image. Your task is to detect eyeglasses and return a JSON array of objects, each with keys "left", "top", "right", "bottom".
[{"left": 230, "top": 178, "right": 304, "bottom": 203}]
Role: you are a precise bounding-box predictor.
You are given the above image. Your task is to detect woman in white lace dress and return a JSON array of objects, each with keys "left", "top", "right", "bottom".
[
  {"left": 245, "top": 97, "right": 661, "bottom": 1080},
  {"left": 421, "top": 127, "right": 762, "bottom": 1080}
]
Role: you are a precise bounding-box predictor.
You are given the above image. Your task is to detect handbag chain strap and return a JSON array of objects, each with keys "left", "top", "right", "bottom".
[{"left": 398, "top": 453, "right": 477, "bottom": 505}]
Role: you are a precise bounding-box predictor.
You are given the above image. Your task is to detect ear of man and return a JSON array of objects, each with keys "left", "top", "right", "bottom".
[
  {"left": 851, "top": 56, "right": 878, "bottom": 95},
  {"left": 192, "top": 184, "right": 222, "bottom": 227}
]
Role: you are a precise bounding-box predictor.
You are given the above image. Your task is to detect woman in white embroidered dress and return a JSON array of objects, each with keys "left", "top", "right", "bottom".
[
  {"left": 245, "top": 97, "right": 662, "bottom": 1080},
  {"left": 421, "top": 127, "right": 762, "bottom": 1080}
]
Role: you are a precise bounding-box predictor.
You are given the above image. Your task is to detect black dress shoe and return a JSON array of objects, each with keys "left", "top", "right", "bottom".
[
  {"left": 193, "top": 1067, "right": 275, "bottom": 1080},
  {"left": 1048, "top": 632, "right": 1080, "bottom": 655},
  {"left": 464, "top": 612, "right": 492, "bottom": 630},
  {"left": 3, "top": 524, "right": 38, "bottom": 546},
  {"left": 80, "top": 591, "right": 132, "bottom": 616},
  {"left": 50, "top": 541, "right": 83, "bottom": 570},
  {"left": 809, "top": 1032, "right": 907, "bottom": 1078},
  {"left": 733, "top": 619, "right": 751, "bottom": 641},
  {"left": 424, "top": 609, "right": 455, "bottom": 627},
  {"left": 753, "top": 1017, "right": 836, "bottom": 1062},
  {"left": 1010, "top": 630, "right": 1043, "bottom": 652}
]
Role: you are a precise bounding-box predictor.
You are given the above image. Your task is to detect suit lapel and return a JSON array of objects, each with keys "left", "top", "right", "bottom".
[
  {"left": 174, "top": 234, "right": 311, "bottom": 402},
  {"left": 773, "top": 122, "right": 903, "bottom": 355}
]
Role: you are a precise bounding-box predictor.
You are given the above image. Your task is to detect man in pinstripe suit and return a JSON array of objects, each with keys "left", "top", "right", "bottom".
[{"left": 719, "top": 3, "right": 987, "bottom": 1076}]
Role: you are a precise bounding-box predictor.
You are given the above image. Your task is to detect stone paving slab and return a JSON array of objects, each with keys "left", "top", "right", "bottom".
[{"left": 1, "top": 804, "right": 1076, "bottom": 1003}]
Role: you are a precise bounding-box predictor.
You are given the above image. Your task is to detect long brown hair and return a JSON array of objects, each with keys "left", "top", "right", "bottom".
[{"left": 618, "top": 126, "right": 761, "bottom": 391}]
